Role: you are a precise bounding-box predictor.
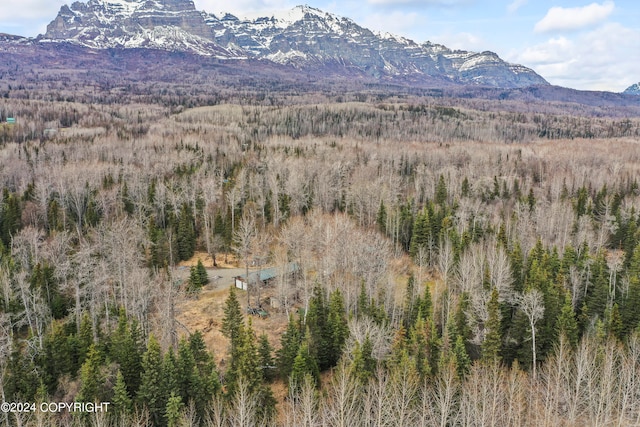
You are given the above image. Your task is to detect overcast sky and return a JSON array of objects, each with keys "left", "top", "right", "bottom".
[{"left": 0, "top": 0, "right": 638, "bottom": 92}]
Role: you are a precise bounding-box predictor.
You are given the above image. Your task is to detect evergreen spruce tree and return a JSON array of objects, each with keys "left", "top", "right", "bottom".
[
  {"left": 482, "top": 288, "right": 502, "bottom": 362},
  {"left": 357, "top": 281, "right": 369, "bottom": 319},
  {"left": 196, "top": 259, "right": 209, "bottom": 286},
  {"left": 607, "top": 303, "right": 623, "bottom": 340},
  {"left": 402, "top": 274, "right": 418, "bottom": 330},
  {"left": 349, "top": 337, "right": 376, "bottom": 385},
  {"left": 221, "top": 286, "right": 243, "bottom": 352},
  {"left": 408, "top": 315, "right": 433, "bottom": 379},
  {"left": 178, "top": 332, "right": 221, "bottom": 423},
  {"left": 77, "top": 313, "right": 94, "bottom": 366},
  {"left": 77, "top": 344, "right": 105, "bottom": 402},
  {"left": 621, "top": 244, "right": 640, "bottom": 336},
  {"left": 110, "top": 310, "right": 143, "bottom": 396},
  {"left": 326, "top": 288, "right": 348, "bottom": 367},
  {"left": 527, "top": 188, "right": 536, "bottom": 212},
  {"left": 176, "top": 338, "right": 196, "bottom": 400},
  {"left": 418, "top": 282, "right": 433, "bottom": 321},
  {"left": 187, "top": 264, "right": 204, "bottom": 295},
  {"left": 258, "top": 333, "right": 275, "bottom": 382},
  {"left": 0, "top": 189, "right": 22, "bottom": 247},
  {"left": 376, "top": 199, "right": 387, "bottom": 234},
  {"left": 226, "top": 320, "right": 262, "bottom": 398},
  {"left": 137, "top": 335, "right": 165, "bottom": 426},
  {"left": 556, "top": 291, "right": 579, "bottom": 347},
  {"left": 461, "top": 176, "right": 471, "bottom": 197},
  {"left": 31, "top": 262, "right": 68, "bottom": 319},
  {"left": 188, "top": 330, "right": 210, "bottom": 366},
  {"left": 387, "top": 325, "right": 409, "bottom": 370},
  {"left": 121, "top": 181, "right": 134, "bottom": 215},
  {"left": 409, "top": 209, "right": 430, "bottom": 258},
  {"left": 450, "top": 292, "right": 472, "bottom": 345},
  {"left": 452, "top": 335, "right": 471, "bottom": 379},
  {"left": 163, "top": 348, "right": 179, "bottom": 403},
  {"left": 277, "top": 315, "right": 302, "bottom": 380},
  {"left": 165, "top": 392, "right": 183, "bottom": 427},
  {"left": 289, "top": 339, "right": 320, "bottom": 394},
  {"left": 510, "top": 241, "right": 525, "bottom": 292},
  {"left": 46, "top": 197, "right": 63, "bottom": 233},
  {"left": 4, "top": 348, "right": 40, "bottom": 402},
  {"left": 112, "top": 370, "right": 133, "bottom": 420},
  {"left": 435, "top": 174, "right": 448, "bottom": 206},
  {"left": 40, "top": 321, "right": 75, "bottom": 394},
  {"left": 177, "top": 203, "right": 196, "bottom": 261},
  {"left": 306, "top": 285, "right": 330, "bottom": 370}
]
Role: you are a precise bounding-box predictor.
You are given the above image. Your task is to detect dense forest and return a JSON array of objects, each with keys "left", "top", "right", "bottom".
[{"left": 1, "top": 83, "right": 640, "bottom": 426}]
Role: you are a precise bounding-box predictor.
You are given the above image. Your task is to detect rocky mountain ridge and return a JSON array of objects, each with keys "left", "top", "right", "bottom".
[
  {"left": 36, "top": 0, "right": 547, "bottom": 88},
  {"left": 624, "top": 83, "right": 640, "bottom": 95}
]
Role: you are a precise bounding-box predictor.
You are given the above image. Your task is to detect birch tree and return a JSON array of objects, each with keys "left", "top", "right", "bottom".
[{"left": 518, "top": 289, "right": 545, "bottom": 380}]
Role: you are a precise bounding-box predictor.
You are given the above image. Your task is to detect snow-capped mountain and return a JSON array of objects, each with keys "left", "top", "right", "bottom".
[
  {"left": 624, "top": 83, "right": 640, "bottom": 95},
  {"left": 44, "top": 0, "right": 242, "bottom": 57},
  {"left": 40, "top": 0, "right": 547, "bottom": 88},
  {"left": 211, "top": 5, "right": 546, "bottom": 87}
]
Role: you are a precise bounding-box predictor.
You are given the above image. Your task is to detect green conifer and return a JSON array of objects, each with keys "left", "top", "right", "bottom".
[
  {"left": 137, "top": 335, "right": 165, "bottom": 426},
  {"left": 482, "top": 288, "right": 502, "bottom": 362},
  {"left": 258, "top": 334, "right": 275, "bottom": 382},
  {"left": 290, "top": 338, "right": 320, "bottom": 394},
  {"left": 556, "top": 292, "right": 578, "bottom": 347},
  {"left": 221, "top": 286, "right": 243, "bottom": 352},
  {"left": 277, "top": 315, "right": 302, "bottom": 380},
  {"left": 112, "top": 370, "right": 133, "bottom": 418},
  {"left": 165, "top": 392, "right": 183, "bottom": 427},
  {"left": 77, "top": 344, "right": 105, "bottom": 402},
  {"left": 327, "top": 289, "right": 348, "bottom": 367}
]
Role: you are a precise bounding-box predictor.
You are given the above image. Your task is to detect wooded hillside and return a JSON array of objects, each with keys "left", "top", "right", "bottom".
[{"left": 1, "top": 86, "right": 640, "bottom": 426}]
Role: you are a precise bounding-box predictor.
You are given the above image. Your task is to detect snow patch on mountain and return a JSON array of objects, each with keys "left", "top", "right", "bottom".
[
  {"left": 41, "top": 1, "right": 549, "bottom": 88},
  {"left": 623, "top": 83, "right": 640, "bottom": 95}
]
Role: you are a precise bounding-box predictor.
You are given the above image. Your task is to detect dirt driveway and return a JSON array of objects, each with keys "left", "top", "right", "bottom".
[{"left": 172, "top": 265, "right": 250, "bottom": 291}]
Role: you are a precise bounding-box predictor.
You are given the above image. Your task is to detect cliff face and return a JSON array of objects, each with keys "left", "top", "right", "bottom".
[
  {"left": 213, "top": 6, "right": 548, "bottom": 88},
  {"left": 44, "top": 0, "right": 226, "bottom": 55},
  {"left": 45, "top": 0, "right": 210, "bottom": 37},
  {"left": 41, "top": 1, "right": 549, "bottom": 88}
]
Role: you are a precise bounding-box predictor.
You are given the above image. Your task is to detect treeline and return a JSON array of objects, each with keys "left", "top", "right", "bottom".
[
  {"left": 10, "top": 98, "right": 637, "bottom": 145},
  {"left": 2, "top": 95, "right": 640, "bottom": 425}
]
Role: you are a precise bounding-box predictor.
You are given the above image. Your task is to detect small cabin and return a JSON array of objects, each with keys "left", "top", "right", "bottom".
[
  {"left": 235, "top": 262, "right": 299, "bottom": 290},
  {"left": 5, "top": 118, "right": 15, "bottom": 124}
]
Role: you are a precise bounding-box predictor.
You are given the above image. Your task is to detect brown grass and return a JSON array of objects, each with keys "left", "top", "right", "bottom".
[
  {"left": 177, "top": 251, "right": 239, "bottom": 269},
  {"left": 175, "top": 280, "right": 290, "bottom": 367}
]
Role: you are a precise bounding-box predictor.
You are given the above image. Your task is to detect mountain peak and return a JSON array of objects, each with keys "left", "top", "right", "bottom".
[
  {"left": 264, "top": 4, "right": 353, "bottom": 30},
  {"left": 43, "top": 0, "right": 233, "bottom": 55},
  {"left": 624, "top": 82, "right": 640, "bottom": 95},
  {"left": 39, "top": 0, "right": 548, "bottom": 88}
]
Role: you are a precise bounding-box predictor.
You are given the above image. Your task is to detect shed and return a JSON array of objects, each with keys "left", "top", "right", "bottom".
[
  {"left": 235, "top": 262, "right": 299, "bottom": 290},
  {"left": 5, "top": 118, "right": 15, "bottom": 124}
]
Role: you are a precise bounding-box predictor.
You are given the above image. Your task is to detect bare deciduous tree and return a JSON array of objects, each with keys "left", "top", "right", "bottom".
[
  {"left": 518, "top": 289, "right": 545, "bottom": 380},
  {"left": 234, "top": 214, "right": 256, "bottom": 308},
  {"left": 322, "top": 362, "right": 362, "bottom": 427}
]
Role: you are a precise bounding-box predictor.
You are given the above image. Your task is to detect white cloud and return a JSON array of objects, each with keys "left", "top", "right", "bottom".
[
  {"left": 509, "top": 22, "right": 640, "bottom": 91},
  {"left": 516, "top": 37, "right": 573, "bottom": 64},
  {"left": 507, "top": 0, "right": 527, "bottom": 14},
  {"left": 534, "top": 1, "right": 615, "bottom": 33},
  {"left": 360, "top": 11, "right": 420, "bottom": 36},
  {"left": 431, "top": 31, "right": 485, "bottom": 50}
]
